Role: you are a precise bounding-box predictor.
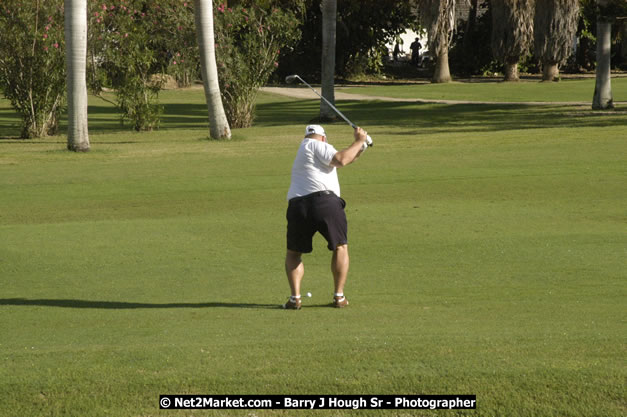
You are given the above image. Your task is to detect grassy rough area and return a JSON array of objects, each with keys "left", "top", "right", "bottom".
[{"left": 0, "top": 85, "right": 625, "bottom": 417}]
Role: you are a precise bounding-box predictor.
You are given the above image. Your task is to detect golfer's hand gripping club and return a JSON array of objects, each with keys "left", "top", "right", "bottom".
[
  {"left": 359, "top": 132, "right": 373, "bottom": 152},
  {"left": 358, "top": 133, "right": 374, "bottom": 150},
  {"left": 353, "top": 127, "right": 372, "bottom": 152}
]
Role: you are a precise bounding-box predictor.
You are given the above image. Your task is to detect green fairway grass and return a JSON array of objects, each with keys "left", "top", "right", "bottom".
[
  {"left": 341, "top": 76, "right": 627, "bottom": 103},
  {"left": 0, "top": 87, "right": 625, "bottom": 417}
]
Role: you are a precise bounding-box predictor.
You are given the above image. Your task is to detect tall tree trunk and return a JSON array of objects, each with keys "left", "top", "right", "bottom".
[
  {"left": 620, "top": 22, "right": 627, "bottom": 65},
  {"left": 542, "top": 62, "right": 559, "bottom": 81},
  {"left": 195, "top": 0, "right": 231, "bottom": 139},
  {"left": 504, "top": 60, "right": 520, "bottom": 81},
  {"left": 534, "top": 0, "right": 579, "bottom": 82},
  {"left": 463, "top": 0, "right": 478, "bottom": 50},
  {"left": 320, "top": 0, "right": 337, "bottom": 121},
  {"left": 491, "top": 0, "right": 534, "bottom": 82},
  {"left": 419, "top": 0, "right": 460, "bottom": 84},
  {"left": 433, "top": 50, "right": 452, "bottom": 83},
  {"left": 65, "top": 0, "right": 90, "bottom": 152},
  {"left": 592, "top": 20, "right": 613, "bottom": 109}
]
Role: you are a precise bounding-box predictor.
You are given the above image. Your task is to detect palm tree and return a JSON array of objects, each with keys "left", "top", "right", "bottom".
[
  {"left": 320, "top": 0, "right": 337, "bottom": 121},
  {"left": 592, "top": 0, "right": 625, "bottom": 109},
  {"left": 194, "top": 0, "right": 231, "bottom": 139},
  {"left": 491, "top": 0, "right": 535, "bottom": 81},
  {"left": 419, "top": 0, "right": 466, "bottom": 83},
  {"left": 534, "top": 0, "right": 580, "bottom": 81},
  {"left": 65, "top": 0, "right": 90, "bottom": 152},
  {"left": 592, "top": 11, "right": 613, "bottom": 109}
]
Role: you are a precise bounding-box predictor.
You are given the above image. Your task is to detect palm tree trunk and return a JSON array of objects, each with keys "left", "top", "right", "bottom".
[
  {"left": 419, "top": 0, "right": 459, "bottom": 84},
  {"left": 504, "top": 60, "right": 520, "bottom": 81},
  {"left": 592, "top": 20, "right": 613, "bottom": 109},
  {"left": 541, "top": 62, "right": 559, "bottom": 81},
  {"left": 65, "top": 0, "right": 90, "bottom": 152},
  {"left": 320, "top": 0, "right": 337, "bottom": 121},
  {"left": 433, "top": 50, "right": 452, "bottom": 83},
  {"left": 195, "top": 0, "right": 231, "bottom": 139}
]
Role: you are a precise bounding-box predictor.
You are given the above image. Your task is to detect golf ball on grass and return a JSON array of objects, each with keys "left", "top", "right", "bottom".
[{"left": 306, "top": 292, "right": 312, "bottom": 298}]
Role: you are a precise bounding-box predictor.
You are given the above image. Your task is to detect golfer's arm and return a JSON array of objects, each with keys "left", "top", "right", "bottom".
[{"left": 330, "top": 141, "right": 364, "bottom": 168}]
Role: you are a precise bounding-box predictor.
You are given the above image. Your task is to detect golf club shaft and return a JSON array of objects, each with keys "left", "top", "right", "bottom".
[{"left": 291, "top": 75, "right": 356, "bottom": 129}]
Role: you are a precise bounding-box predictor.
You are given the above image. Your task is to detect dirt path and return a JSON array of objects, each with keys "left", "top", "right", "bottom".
[{"left": 261, "top": 86, "right": 625, "bottom": 106}]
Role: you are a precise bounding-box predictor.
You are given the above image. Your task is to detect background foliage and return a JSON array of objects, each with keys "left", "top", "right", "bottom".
[
  {"left": 1, "top": 0, "right": 626, "bottom": 138},
  {"left": 214, "top": 3, "right": 300, "bottom": 127},
  {"left": 0, "top": 0, "right": 66, "bottom": 138},
  {"left": 88, "top": 0, "right": 172, "bottom": 131},
  {"left": 275, "top": 0, "right": 419, "bottom": 81}
]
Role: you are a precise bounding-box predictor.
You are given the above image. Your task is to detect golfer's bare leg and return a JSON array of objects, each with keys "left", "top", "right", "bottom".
[
  {"left": 285, "top": 249, "right": 304, "bottom": 296},
  {"left": 332, "top": 244, "right": 349, "bottom": 294}
]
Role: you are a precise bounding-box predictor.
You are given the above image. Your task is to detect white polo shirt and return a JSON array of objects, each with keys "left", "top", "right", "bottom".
[{"left": 287, "top": 138, "right": 340, "bottom": 200}]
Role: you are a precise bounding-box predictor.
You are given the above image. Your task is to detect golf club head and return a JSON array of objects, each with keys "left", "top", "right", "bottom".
[{"left": 285, "top": 74, "right": 299, "bottom": 84}]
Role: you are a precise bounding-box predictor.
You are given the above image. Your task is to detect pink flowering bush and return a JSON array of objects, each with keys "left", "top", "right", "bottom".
[
  {"left": 0, "top": 1, "right": 65, "bottom": 138},
  {"left": 157, "top": 1, "right": 198, "bottom": 88},
  {"left": 0, "top": 0, "right": 300, "bottom": 135},
  {"left": 88, "top": 0, "right": 168, "bottom": 131},
  {"left": 214, "top": 3, "right": 300, "bottom": 127}
]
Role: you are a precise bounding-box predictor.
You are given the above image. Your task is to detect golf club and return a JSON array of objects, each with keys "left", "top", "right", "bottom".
[{"left": 285, "top": 74, "right": 373, "bottom": 147}]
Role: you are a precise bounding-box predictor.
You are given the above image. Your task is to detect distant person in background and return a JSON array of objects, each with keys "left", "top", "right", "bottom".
[
  {"left": 410, "top": 37, "right": 422, "bottom": 65},
  {"left": 393, "top": 43, "right": 401, "bottom": 61}
]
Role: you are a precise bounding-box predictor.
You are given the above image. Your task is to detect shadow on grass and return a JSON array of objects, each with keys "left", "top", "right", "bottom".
[
  {"left": 255, "top": 99, "right": 627, "bottom": 134},
  {"left": 0, "top": 101, "right": 210, "bottom": 137},
  {"left": 0, "top": 106, "right": 22, "bottom": 138},
  {"left": 4, "top": 93, "right": 625, "bottom": 138},
  {"left": 0, "top": 298, "right": 279, "bottom": 310},
  {"left": 86, "top": 103, "right": 209, "bottom": 133},
  {"left": 160, "top": 103, "right": 209, "bottom": 130}
]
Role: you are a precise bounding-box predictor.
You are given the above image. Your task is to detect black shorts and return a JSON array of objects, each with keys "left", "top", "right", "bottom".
[{"left": 286, "top": 191, "right": 348, "bottom": 253}]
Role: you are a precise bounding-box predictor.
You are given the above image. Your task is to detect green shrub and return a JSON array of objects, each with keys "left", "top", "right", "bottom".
[
  {"left": 88, "top": 1, "right": 168, "bottom": 131},
  {"left": 214, "top": 4, "right": 300, "bottom": 128},
  {"left": 0, "top": 0, "right": 65, "bottom": 138}
]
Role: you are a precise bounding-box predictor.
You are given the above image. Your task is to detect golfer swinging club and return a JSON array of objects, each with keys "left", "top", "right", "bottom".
[{"left": 283, "top": 124, "right": 369, "bottom": 309}]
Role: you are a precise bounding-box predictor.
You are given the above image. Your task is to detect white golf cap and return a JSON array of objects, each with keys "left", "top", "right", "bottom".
[{"left": 305, "top": 124, "right": 325, "bottom": 136}]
